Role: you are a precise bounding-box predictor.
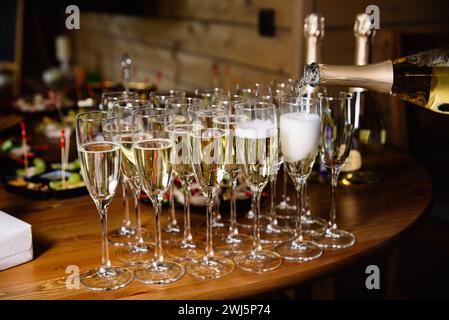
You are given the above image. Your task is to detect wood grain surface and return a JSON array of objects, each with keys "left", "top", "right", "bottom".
[{"left": 0, "top": 149, "right": 432, "bottom": 300}]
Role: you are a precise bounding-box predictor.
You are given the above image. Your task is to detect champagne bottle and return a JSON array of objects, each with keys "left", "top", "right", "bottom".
[
  {"left": 304, "top": 13, "right": 324, "bottom": 66},
  {"left": 303, "top": 46, "right": 449, "bottom": 114},
  {"left": 340, "top": 13, "right": 386, "bottom": 185}
]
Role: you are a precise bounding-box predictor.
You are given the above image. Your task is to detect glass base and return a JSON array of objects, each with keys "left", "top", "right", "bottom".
[
  {"left": 212, "top": 217, "right": 226, "bottom": 228},
  {"left": 80, "top": 267, "right": 133, "bottom": 291},
  {"left": 260, "top": 223, "right": 293, "bottom": 244},
  {"left": 310, "top": 228, "right": 356, "bottom": 249},
  {"left": 166, "top": 240, "right": 204, "bottom": 261},
  {"left": 162, "top": 229, "right": 183, "bottom": 244},
  {"left": 275, "top": 239, "right": 322, "bottom": 261},
  {"left": 233, "top": 250, "right": 282, "bottom": 273},
  {"left": 292, "top": 214, "right": 327, "bottom": 235},
  {"left": 275, "top": 200, "right": 297, "bottom": 219},
  {"left": 115, "top": 244, "right": 155, "bottom": 266},
  {"left": 238, "top": 214, "right": 270, "bottom": 229},
  {"left": 134, "top": 260, "right": 185, "bottom": 284},
  {"left": 215, "top": 233, "right": 252, "bottom": 255},
  {"left": 186, "top": 257, "right": 235, "bottom": 280},
  {"left": 108, "top": 227, "right": 151, "bottom": 247},
  {"left": 163, "top": 222, "right": 181, "bottom": 233},
  {"left": 237, "top": 209, "right": 255, "bottom": 229}
]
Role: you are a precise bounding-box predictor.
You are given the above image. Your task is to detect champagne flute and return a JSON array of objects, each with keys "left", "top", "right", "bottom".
[
  {"left": 233, "top": 84, "right": 274, "bottom": 229},
  {"left": 76, "top": 111, "right": 133, "bottom": 290},
  {"left": 310, "top": 93, "right": 357, "bottom": 249},
  {"left": 275, "top": 96, "right": 323, "bottom": 261},
  {"left": 150, "top": 90, "right": 186, "bottom": 235},
  {"left": 113, "top": 99, "right": 155, "bottom": 265},
  {"left": 165, "top": 123, "right": 204, "bottom": 261},
  {"left": 195, "top": 88, "right": 228, "bottom": 228},
  {"left": 233, "top": 102, "right": 282, "bottom": 272},
  {"left": 132, "top": 109, "right": 185, "bottom": 284},
  {"left": 213, "top": 112, "right": 252, "bottom": 255},
  {"left": 258, "top": 83, "right": 295, "bottom": 242},
  {"left": 185, "top": 104, "right": 235, "bottom": 279},
  {"left": 290, "top": 83, "right": 327, "bottom": 234},
  {"left": 165, "top": 98, "right": 205, "bottom": 260},
  {"left": 102, "top": 91, "right": 140, "bottom": 247},
  {"left": 269, "top": 80, "right": 298, "bottom": 219}
]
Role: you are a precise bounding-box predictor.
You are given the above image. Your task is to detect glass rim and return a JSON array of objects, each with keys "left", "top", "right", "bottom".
[
  {"left": 218, "top": 94, "right": 248, "bottom": 104},
  {"left": 187, "top": 103, "right": 226, "bottom": 113},
  {"left": 281, "top": 96, "right": 317, "bottom": 105},
  {"left": 132, "top": 107, "right": 173, "bottom": 117},
  {"left": 113, "top": 98, "right": 150, "bottom": 109},
  {"left": 189, "top": 127, "right": 227, "bottom": 138},
  {"left": 165, "top": 97, "right": 202, "bottom": 107},
  {"left": 213, "top": 114, "right": 246, "bottom": 123},
  {"left": 234, "top": 101, "right": 276, "bottom": 111},
  {"left": 76, "top": 110, "right": 117, "bottom": 122},
  {"left": 194, "top": 87, "right": 226, "bottom": 95},
  {"left": 165, "top": 123, "right": 195, "bottom": 132},
  {"left": 101, "top": 90, "right": 138, "bottom": 98},
  {"left": 149, "top": 89, "right": 186, "bottom": 97},
  {"left": 133, "top": 130, "right": 172, "bottom": 138},
  {"left": 318, "top": 92, "right": 354, "bottom": 102}
]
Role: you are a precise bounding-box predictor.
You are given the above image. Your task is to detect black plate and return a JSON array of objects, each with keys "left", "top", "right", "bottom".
[
  {"left": 32, "top": 170, "right": 87, "bottom": 199},
  {"left": 3, "top": 175, "right": 51, "bottom": 200}
]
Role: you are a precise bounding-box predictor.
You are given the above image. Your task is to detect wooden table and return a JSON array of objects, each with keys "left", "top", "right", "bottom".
[{"left": 0, "top": 149, "right": 432, "bottom": 300}]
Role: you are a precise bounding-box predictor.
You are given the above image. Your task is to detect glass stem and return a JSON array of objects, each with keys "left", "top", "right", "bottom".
[
  {"left": 153, "top": 201, "right": 164, "bottom": 263},
  {"left": 329, "top": 167, "right": 340, "bottom": 230},
  {"left": 228, "top": 179, "right": 238, "bottom": 236},
  {"left": 270, "top": 175, "right": 278, "bottom": 225},
  {"left": 96, "top": 201, "right": 112, "bottom": 274},
  {"left": 169, "top": 182, "right": 177, "bottom": 226},
  {"left": 205, "top": 194, "right": 215, "bottom": 260},
  {"left": 303, "top": 182, "right": 311, "bottom": 217},
  {"left": 214, "top": 192, "right": 222, "bottom": 221},
  {"left": 121, "top": 181, "right": 131, "bottom": 230},
  {"left": 294, "top": 184, "right": 304, "bottom": 242},
  {"left": 251, "top": 191, "right": 263, "bottom": 253},
  {"left": 182, "top": 182, "right": 193, "bottom": 243},
  {"left": 282, "top": 163, "right": 288, "bottom": 202},
  {"left": 133, "top": 185, "right": 143, "bottom": 245}
]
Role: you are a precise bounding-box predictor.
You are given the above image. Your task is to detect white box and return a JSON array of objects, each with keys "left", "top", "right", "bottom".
[{"left": 0, "top": 210, "right": 33, "bottom": 271}]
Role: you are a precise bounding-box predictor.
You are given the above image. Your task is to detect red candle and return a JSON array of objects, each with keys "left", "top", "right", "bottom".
[{"left": 60, "top": 128, "right": 66, "bottom": 189}]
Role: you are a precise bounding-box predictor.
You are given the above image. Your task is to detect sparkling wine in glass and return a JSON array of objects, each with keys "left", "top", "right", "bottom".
[
  {"left": 310, "top": 93, "right": 357, "bottom": 249},
  {"left": 76, "top": 111, "right": 133, "bottom": 290},
  {"left": 185, "top": 104, "right": 235, "bottom": 280},
  {"left": 270, "top": 80, "right": 298, "bottom": 219},
  {"left": 212, "top": 112, "right": 252, "bottom": 255},
  {"left": 233, "top": 102, "right": 283, "bottom": 272},
  {"left": 132, "top": 109, "right": 185, "bottom": 284},
  {"left": 275, "top": 97, "right": 323, "bottom": 261},
  {"left": 149, "top": 90, "right": 186, "bottom": 235},
  {"left": 102, "top": 91, "right": 140, "bottom": 247},
  {"left": 112, "top": 99, "right": 155, "bottom": 266},
  {"left": 165, "top": 123, "right": 205, "bottom": 261}
]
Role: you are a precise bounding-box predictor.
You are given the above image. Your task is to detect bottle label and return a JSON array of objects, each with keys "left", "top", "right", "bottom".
[{"left": 341, "top": 149, "right": 362, "bottom": 172}]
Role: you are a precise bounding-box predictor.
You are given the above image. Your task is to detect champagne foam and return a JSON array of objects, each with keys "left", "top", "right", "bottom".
[
  {"left": 280, "top": 112, "right": 320, "bottom": 162},
  {"left": 235, "top": 119, "right": 276, "bottom": 139}
]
